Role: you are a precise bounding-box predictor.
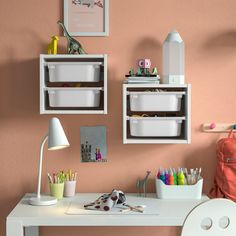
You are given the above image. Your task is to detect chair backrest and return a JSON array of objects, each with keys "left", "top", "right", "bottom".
[{"left": 181, "top": 198, "right": 236, "bottom": 236}]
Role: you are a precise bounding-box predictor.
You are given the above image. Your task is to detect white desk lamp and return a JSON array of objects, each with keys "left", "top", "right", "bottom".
[{"left": 29, "top": 117, "right": 70, "bottom": 206}]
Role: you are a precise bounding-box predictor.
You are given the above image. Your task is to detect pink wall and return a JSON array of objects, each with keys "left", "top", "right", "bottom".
[{"left": 1, "top": 0, "right": 236, "bottom": 235}]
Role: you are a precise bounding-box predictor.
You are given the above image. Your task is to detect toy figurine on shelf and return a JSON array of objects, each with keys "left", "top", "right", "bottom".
[
  {"left": 47, "top": 36, "right": 59, "bottom": 55},
  {"left": 138, "top": 58, "right": 151, "bottom": 76},
  {"left": 136, "top": 67, "right": 142, "bottom": 76},
  {"left": 125, "top": 59, "right": 160, "bottom": 84},
  {"left": 152, "top": 67, "right": 158, "bottom": 76},
  {"left": 57, "top": 20, "right": 87, "bottom": 54},
  {"left": 129, "top": 68, "right": 135, "bottom": 76},
  {"left": 125, "top": 59, "right": 159, "bottom": 78}
]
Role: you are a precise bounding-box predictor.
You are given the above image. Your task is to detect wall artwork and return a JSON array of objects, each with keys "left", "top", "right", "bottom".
[
  {"left": 80, "top": 126, "right": 107, "bottom": 162},
  {"left": 64, "top": 0, "right": 109, "bottom": 36}
]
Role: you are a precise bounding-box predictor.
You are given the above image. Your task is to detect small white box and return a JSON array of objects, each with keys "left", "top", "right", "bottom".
[
  {"left": 155, "top": 178, "right": 203, "bottom": 199},
  {"left": 163, "top": 75, "right": 185, "bottom": 85},
  {"left": 47, "top": 62, "right": 102, "bottom": 82},
  {"left": 48, "top": 88, "right": 102, "bottom": 107},
  {"left": 129, "top": 117, "right": 184, "bottom": 137},
  {"left": 129, "top": 91, "right": 185, "bottom": 111}
]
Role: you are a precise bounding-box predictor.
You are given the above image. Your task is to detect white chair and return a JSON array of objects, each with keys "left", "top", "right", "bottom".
[{"left": 181, "top": 198, "right": 236, "bottom": 236}]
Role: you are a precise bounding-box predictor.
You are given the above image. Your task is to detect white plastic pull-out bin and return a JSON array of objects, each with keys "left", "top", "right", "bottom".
[
  {"left": 129, "top": 91, "right": 185, "bottom": 111},
  {"left": 129, "top": 116, "right": 185, "bottom": 137},
  {"left": 47, "top": 87, "right": 102, "bottom": 107},
  {"left": 47, "top": 62, "right": 102, "bottom": 82},
  {"left": 155, "top": 178, "right": 203, "bottom": 199}
]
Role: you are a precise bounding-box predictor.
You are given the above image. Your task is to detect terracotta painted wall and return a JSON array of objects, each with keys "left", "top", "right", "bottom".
[{"left": 1, "top": 0, "right": 236, "bottom": 235}]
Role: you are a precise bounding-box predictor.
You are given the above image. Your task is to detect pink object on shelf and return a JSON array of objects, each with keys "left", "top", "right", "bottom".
[
  {"left": 138, "top": 59, "right": 151, "bottom": 69},
  {"left": 209, "top": 122, "right": 216, "bottom": 129}
]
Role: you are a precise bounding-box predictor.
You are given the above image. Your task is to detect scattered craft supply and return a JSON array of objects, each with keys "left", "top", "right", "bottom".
[
  {"left": 84, "top": 190, "right": 126, "bottom": 211},
  {"left": 57, "top": 20, "right": 87, "bottom": 54},
  {"left": 136, "top": 170, "right": 151, "bottom": 197},
  {"left": 121, "top": 204, "right": 145, "bottom": 213},
  {"left": 47, "top": 36, "right": 59, "bottom": 55}
]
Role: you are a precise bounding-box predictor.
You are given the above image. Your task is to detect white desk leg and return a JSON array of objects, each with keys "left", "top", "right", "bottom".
[
  {"left": 6, "top": 220, "right": 23, "bottom": 236},
  {"left": 25, "top": 226, "right": 39, "bottom": 236}
]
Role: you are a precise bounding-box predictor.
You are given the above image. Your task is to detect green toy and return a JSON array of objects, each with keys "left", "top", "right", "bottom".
[
  {"left": 143, "top": 68, "right": 150, "bottom": 76},
  {"left": 57, "top": 20, "right": 87, "bottom": 54},
  {"left": 136, "top": 67, "right": 142, "bottom": 76},
  {"left": 152, "top": 67, "right": 158, "bottom": 75},
  {"left": 129, "top": 68, "right": 135, "bottom": 76}
]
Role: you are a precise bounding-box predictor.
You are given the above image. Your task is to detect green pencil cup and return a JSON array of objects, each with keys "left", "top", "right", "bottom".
[{"left": 49, "top": 183, "right": 64, "bottom": 200}]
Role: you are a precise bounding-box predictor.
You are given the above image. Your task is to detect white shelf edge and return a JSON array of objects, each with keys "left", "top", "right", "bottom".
[
  {"left": 124, "top": 139, "right": 189, "bottom": 144},
  {"left": 123, "top": 83, "right": 189, "bottom": 88},
  {"left": 40, "top": 54, "right": 106, "bottom": 59},
  {"left": 40, "top": 110, "right": 106, "bottom": 115}
]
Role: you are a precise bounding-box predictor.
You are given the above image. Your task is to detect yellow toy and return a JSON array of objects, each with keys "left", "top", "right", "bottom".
[{"left": 47, "top": 36, "right": 59, "bottom": 54}]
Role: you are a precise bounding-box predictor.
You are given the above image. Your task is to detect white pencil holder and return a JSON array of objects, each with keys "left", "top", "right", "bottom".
[
  {"left": 155, "top": 178, "right": 203, "bottom": 199},
  {"left": 64, "top": 181, "right": 76, "bottom": 197}
]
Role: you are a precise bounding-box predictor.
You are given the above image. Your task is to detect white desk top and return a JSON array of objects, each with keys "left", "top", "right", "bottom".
[{"left": 7, "top": 193, "right": 209, "bottom": 226}]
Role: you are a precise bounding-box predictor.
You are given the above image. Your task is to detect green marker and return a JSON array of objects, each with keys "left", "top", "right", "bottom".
[{"left": 178, "top": 170, "right": 185, "bottom": 185}]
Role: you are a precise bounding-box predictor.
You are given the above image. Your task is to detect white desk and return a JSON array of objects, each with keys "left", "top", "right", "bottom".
[{"left": 6, "top": 193, "right": 209, "bottom": 236}]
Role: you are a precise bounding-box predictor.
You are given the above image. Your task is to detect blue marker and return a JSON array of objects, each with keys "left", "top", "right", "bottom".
[{"left": 159, "top": 170, "right": 165, "bottom": 184}]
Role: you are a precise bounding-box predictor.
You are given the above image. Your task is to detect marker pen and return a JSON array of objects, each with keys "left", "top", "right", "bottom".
[
  {"left": 178, "top": 170, "right": 185, "bottom": 185},
  {"left": 160, "top": 170, "right": 165, "bottom": 184},
  {"left": 172, "top": 168, "right": 177, "bottom": 185},
  {"left": 164, "top": 169, "right": 169, "bottom": 185},
  {"left": 168, "top": 170, "right": 174, "bottom": 185}
]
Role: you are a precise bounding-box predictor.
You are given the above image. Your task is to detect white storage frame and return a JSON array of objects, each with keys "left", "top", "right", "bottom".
[
  {"left": 123, "top": 84, "right": 191, "bottom": 144},
  {"left": 40, "top": 54, "right": 108, "bottom": 114}
]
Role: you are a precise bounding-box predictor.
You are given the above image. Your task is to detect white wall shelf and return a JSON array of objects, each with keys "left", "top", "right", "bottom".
[
  {"left": 40, "top": 54, "right": 108, "bottom": 114},
  {"left": 122, "top": 83, "right": 191, "bottom": 144},
  {"left": 202, "top": 123, "right": 236, "bottom": 132}
]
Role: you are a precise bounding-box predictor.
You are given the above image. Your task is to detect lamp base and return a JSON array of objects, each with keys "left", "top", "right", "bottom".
[{"left": 29, "top": 196, "right": 57, "bottom": 206}]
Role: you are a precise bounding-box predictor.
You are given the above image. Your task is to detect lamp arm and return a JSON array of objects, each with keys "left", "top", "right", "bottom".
[{"left": 36, "top": 135, "right": 48, "bottom": 199}]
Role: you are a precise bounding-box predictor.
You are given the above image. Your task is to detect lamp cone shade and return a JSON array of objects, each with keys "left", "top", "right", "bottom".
[{"left": 48, "top": 118, "right": 70, "bottom": 150}]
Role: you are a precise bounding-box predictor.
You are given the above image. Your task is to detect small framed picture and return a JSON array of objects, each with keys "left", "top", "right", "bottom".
[
  {"left": 64, "top": 0, "right": 109, "bottom": 36},
  {"left": 80, "top": 126, "right": 107, "bottom": 163}
]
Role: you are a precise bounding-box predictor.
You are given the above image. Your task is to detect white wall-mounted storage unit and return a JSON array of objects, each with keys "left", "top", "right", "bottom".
[
  {"left": 40, "top": 54, "right": 108, "bottom": 114},
  {"left": 123, "top": 83, "right": 191, "bottom": 144}
]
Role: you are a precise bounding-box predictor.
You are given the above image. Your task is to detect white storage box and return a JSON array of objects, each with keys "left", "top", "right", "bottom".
[
  {"left": 47, "top": 62, "right": 102, "bottom": 82},
  {"left": 155, "top": 178, "right": 203, "bottom": 199},
  {"left": 47, "top": 87, "right": 102, "bottom": 107},
  {"left": 129, "top": 91, "right": 185, "bottom": 111},
  {"left": 129, "top": 117, "right": 185, "bottom": 137}
]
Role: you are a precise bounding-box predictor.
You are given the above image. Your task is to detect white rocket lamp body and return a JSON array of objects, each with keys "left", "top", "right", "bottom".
[
  {"left": 163, "top": 30, "right": 185, "bottom": 84},
  {"left": 29, "top": 118, "right": 70, "bottom": 206}
]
